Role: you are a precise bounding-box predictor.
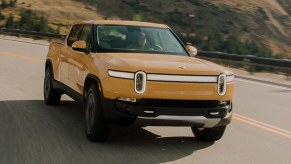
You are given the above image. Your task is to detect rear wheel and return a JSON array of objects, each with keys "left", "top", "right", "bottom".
[
  {"left": 44, "top": 67, "right": 61, "bottom": 105},
  {"left": 191, "top": 126, "right": 226, "bottom": 142},
  {"left": 85, "top": 84, "right": 110, "bottom": 142}
]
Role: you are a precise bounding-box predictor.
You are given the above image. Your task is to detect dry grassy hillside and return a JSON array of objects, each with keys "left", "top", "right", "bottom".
[
  {"left": 0, "top": 0, "right": 104, "bottom": 33},
  {"left": 0, "top": 0, "right": 290, "bottom": 57},
  {"left": 208, "top": 0, "right": 290, "bottom": 56}
]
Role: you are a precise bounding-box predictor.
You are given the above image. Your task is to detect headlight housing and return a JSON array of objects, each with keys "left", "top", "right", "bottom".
[
  {"left": 108, "top": 70, "right": 147, "bottom": 94},
  {"left": 134, "top": 71, "right": 147, "bottom": 94},
  {"left": 218, "top": 74, "right": 227, "bottom": 96}
]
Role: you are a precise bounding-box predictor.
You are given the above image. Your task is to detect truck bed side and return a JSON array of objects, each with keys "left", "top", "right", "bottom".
[{"left": 47, "top": 41, "right": 64, "bottom": 81}]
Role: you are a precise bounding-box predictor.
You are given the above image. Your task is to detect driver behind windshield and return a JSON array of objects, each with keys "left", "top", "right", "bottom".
[{"left": 127, "top": 32, "right": 148, "bottom": 50}]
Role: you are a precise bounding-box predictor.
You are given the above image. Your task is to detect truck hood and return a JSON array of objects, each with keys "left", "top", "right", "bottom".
[{"left": 96, "top": 53, "right": 227, "bottom": 75}]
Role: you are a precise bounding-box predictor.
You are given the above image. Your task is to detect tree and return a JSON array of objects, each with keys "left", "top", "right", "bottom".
[
  {"left": 9, "top": 0, "right": 17, "bottom": 7},
  {"left": 56, "top": 26, "right": 61, "bottom": 34},
  {"left": 221, "top": 36, "right": 240, "bottom": 54},
  {"left": 5, "top": 14, "right": 14, "bottom": 29},
  {"left": 16, "top": 9, "right": 55, "bottom": 33},
  {"left": 17, "top": 9, "right": 33, "bottom": 30},
  {"left": 1, "top": 0, "right": 7, "bottom": 8},
  {"left": 38, "top": 16, "right": 48, "bottom": 32},
  {"left": 0, "top": 8, "right": 5, "bottom": 20}
]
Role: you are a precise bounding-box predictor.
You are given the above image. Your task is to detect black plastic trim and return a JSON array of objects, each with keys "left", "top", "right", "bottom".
[
  {"left": 101, "top": 97, "right": 232, "bottom": 127},
  {"left": 116, "top": 104, "right": 230, "bottom": 118},
  {"left": 52, "top": 80, "right": 83, "bottom": 103}
]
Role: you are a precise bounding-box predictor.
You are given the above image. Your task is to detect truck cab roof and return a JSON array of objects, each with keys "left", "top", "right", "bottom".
[{"left": 78, "top": 20, "right": 169, "bottom": 28}]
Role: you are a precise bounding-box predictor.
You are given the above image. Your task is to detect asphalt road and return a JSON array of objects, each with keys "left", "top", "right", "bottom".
[{"left": 0, "top": 38, "right": 291, "bottom": 164}]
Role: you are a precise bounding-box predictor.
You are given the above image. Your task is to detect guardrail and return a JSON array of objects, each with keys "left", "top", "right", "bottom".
[
  {"left": 197, "top": 50, "right": 291, "bottom": 80},
  {"left": 0, "top": 28, "right": 290, "bottom": 79},
  {"left": 0, "top": 28, "right": 66, "bottom": 39}
]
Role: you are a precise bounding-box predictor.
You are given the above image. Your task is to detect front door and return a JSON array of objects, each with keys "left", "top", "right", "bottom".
[
  {"left": 59, "top": 24, "right": 84, "bottom": 87},
  {"left": 67, "top": 24, "right": 93, "bottom": 95}
]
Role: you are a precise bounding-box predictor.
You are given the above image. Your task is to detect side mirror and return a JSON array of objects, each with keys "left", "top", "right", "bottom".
[
  {"left": 72, "top": 40, "right": 87, "bottom": 52},
  {"left": 186, "top": 45, "right": 198, "bottom": 57}
]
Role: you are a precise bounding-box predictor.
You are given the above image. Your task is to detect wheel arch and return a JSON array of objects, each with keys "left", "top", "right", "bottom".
[
  {"left": 83, "top": 74, "right": 103, "bottom": 103},
  {"left": 45, "top": 59, "right": 53, "bottom": 70},
  {"left": 45, "top": 59, "right": 56, "bottom": 79},
  {"left": 45, "top": 59, "right": 55, "bottom": 76}
]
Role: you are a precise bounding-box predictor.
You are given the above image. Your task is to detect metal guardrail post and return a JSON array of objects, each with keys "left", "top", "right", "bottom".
[{"left": 242, "top": 57, "right": 255, "bottom": 74}]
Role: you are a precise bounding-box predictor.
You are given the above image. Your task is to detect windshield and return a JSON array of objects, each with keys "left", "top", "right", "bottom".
[{"left": 96, "top": 25, "right": 188, "bottom": 56}]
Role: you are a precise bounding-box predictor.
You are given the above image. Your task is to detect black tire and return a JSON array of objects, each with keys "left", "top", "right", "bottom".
[
  {"left": 85, "top": 84, "right": 110, "bottom": 142},
  {"left": 191, "top": 126, "right": 226, "bottom": 142},
  {"left": 44, "top": 67, "right": 61, "bottom": 105}
]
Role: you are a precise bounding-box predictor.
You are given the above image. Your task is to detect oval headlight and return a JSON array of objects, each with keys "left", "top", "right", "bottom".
[
  {"left": 134, "top": 71, "right": 147, "bottom": 94},
  {"left": 218, "top": 74, "right": 227, "bottom": 96}
]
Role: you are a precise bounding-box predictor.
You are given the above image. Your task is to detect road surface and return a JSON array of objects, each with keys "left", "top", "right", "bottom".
[{"left": 0, "top": 38, "right": 290, "bottom": 164}]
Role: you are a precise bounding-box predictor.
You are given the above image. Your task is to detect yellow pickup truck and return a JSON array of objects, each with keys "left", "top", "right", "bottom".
[{"left": 44, "top": 20, "right": 235, "bottom": 142}]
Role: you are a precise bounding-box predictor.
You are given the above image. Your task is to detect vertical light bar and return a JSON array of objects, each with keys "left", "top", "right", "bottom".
[
  {"left": 218, "top": 74, "right": 227, "bottom": 96},
  {"left": 134, "top": 71, "right": 147, "bottom": 94}
]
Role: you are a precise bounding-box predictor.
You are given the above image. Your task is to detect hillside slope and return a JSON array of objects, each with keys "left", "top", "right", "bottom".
[{"left": 0, "top": 0, "right": 290, "bottom": 57}]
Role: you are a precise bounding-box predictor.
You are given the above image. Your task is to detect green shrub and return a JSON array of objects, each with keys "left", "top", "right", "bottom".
[
  {"left": 0, "top": 8, "right": 5, "bottom": 20},
  {"left": 5, "top": 9, "right": 56, "bottom": 33},
  {"left": 5, "top": 14, "right": 14, "bottom": 28},
  {"left": 257, "top": 7, "right": 269, "bottom": 20}
]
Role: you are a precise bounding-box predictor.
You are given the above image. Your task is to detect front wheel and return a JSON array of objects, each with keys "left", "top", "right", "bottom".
[
  {"left": 85, "top": 84, "right": 110, "bottom": 142},
  {"left": 191, "top": 126, "right": 226, "bottom": 142},
  {"left": 44, "top": 67, "right": 61, "bottom": 105}
]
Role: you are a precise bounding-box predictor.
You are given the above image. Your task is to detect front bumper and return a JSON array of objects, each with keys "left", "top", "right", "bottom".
[
  {"left": 101, "top": 97, "right": 232, "bottom": 128},
  {"left": 134, "top": 113, "right": 232, "bottom": 127}
]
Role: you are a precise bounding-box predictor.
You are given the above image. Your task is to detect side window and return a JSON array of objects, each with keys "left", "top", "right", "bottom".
[
  {"left": 159, "top": 30, "right": 182, "bottom": 52},
  {"left": 67, "top": 25, "right": 83, "bottom": 47},
  {"left": 79, "top": 25, "right": 92, "bottom": 50}
]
